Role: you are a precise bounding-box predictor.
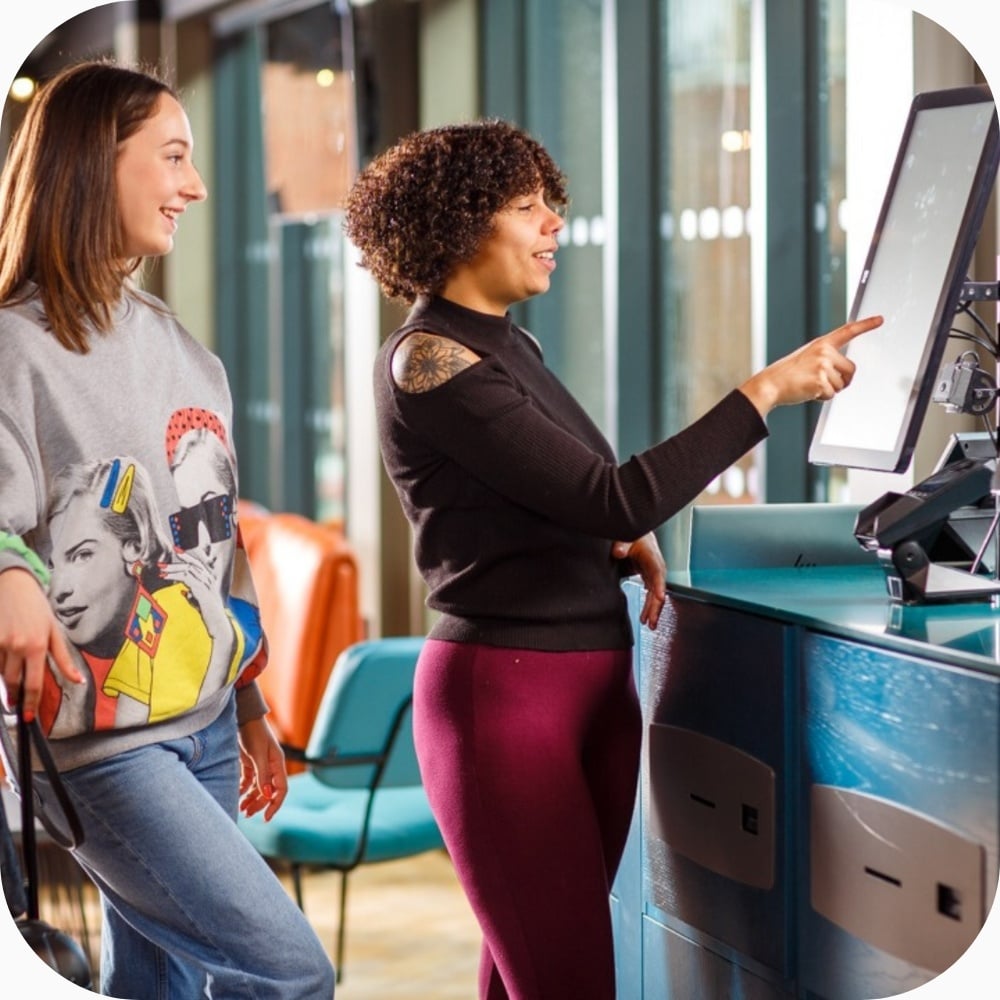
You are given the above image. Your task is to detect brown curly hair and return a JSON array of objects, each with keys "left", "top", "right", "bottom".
[{"left": 343, "top": 119, "right": 568, "bottom": 304}]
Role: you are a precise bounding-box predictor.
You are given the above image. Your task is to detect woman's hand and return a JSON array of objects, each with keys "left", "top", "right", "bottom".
[
  {"left": 0, "top": 567, "right": 82, "bottom": 722},
  {"left": 612, "top": 532, "right": 667, "bottom": 631},
  {"left": 739, "top": 314, "right": 883, "bottom": 417},
  {"left": 238, "top": 715, "right": 288, "bottom": 821}
]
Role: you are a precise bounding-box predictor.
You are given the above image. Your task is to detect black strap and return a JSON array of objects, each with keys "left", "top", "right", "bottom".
[
  {"left": 11, "top": 690, "right": 86, "bottom": 867},
  {"left": 16, "top": 693, "right": 40, "bottom": 920}
]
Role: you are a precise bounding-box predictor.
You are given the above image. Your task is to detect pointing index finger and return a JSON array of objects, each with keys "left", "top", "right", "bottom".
[{"left": 828, "top": 314, "right": 884, "bottom": 349}]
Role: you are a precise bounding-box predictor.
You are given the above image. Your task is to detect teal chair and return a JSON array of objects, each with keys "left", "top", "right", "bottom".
[{"left": 238, "top": 636, "right": 443, "bottom": 981}]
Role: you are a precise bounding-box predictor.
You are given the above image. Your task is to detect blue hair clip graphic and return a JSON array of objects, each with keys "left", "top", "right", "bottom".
[{"left": 98, "top": 458, "right": 135, "bottom": 514}]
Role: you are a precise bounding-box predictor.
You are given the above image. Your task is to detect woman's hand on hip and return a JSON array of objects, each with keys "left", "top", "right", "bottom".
[{"left": 612, "top": 533, "right": 667, "bottom": 631}]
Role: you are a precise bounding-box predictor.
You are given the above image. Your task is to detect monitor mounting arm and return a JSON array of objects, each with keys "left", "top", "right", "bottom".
[{"left": 858, "top": 274, "right": 1000, "bottom": 604}]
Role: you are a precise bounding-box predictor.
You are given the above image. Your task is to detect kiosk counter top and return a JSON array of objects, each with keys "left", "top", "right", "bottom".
[
  {"left": 670, "top": 499, "right": 1000, "bottom": 677},
  {"left": 667, "top": 562, "right": 1000, "bottom": 677}
]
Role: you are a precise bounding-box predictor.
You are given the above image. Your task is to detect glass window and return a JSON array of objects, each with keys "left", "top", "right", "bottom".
[
  {"left": 817, "top": 0, "right": 849, "bottom": 348},
  {"left": 522, "top": 0, "right": 609, "bottom": 434},
  {"left": 261, "top": 5, "right": 355, "bottom": 219},
  {"left": 491, "top": 0, "right": 850, "bottom": 565},
  {"left": 264, "top": 4, "right": 354, "bottom": 522},
  {"left": 657, "top": 0, "right": 755, "bottom": 513},
  {"left": 214, "top": 2, "right": 355, "bottom": 523},
  {"left": 811, "top": 0, "right": 850, "bottom": 501},
  {"left": 654, "top": 0, "right": 849, "bottom": 557}
]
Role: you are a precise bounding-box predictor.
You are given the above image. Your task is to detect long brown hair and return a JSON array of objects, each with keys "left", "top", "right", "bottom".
[{"left": 0, "top": 60, "right": 176, "bottom": 352}]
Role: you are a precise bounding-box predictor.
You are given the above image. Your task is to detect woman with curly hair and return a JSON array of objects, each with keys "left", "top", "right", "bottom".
[{"left": 344, "top": 119, "right": 880, "bottom": 999}]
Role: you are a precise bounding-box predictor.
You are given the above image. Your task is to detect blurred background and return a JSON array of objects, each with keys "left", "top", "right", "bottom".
[{"left": 3, "top": 0, "right": 994, "bottom": 642}]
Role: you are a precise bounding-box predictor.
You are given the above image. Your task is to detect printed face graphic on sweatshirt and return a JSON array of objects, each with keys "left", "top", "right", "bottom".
[
  {"left": 170, "top": 433, "right": 234, "bottom": 566},
  {"left": 39, "top": 424, "right": 252, "bottom": 736},
  {"left": 48, "top": 498, "right": 139, "bottom": 653},
  {"left": 166, "top": 409, "right": 238, "bottom": 600}
]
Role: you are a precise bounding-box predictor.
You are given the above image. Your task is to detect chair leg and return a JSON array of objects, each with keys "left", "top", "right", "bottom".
[
  {"left": 291, "top": 863, "right": 304, "bottom": 910},
  {"left": 335, "top": 870, "right": 349, "bottom": 984}
]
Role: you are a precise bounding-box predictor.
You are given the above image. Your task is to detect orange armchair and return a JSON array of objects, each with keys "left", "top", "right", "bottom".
[{"left": 238, "top": 505, "right": 365, "bottom": 771}]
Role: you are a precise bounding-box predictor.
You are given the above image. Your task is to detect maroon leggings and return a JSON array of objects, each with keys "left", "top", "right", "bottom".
[{"left": 413, "top": 640, "right": 642, "bottom": 1000}]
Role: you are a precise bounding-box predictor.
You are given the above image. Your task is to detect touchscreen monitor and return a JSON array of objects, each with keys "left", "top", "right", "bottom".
[{"left": 808, "top": 85, "right": 999, "bottom": 474}]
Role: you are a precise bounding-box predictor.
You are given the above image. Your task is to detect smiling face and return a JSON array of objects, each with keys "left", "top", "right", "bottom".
[
  {"left": 115, "top": 92, "right": 207, "bottom": 259},
  {"left": 441, "top": 187, "right": 564, "bottom": 315}
]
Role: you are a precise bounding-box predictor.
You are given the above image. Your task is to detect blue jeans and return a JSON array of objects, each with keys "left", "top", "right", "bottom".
[{"left": 45, "top": 697, "right": 335, "bottom": 999}]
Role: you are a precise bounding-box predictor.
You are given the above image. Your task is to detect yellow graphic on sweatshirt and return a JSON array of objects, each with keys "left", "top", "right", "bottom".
[{"left": 102, "top": 583, "right": 244, "bottom": 723}]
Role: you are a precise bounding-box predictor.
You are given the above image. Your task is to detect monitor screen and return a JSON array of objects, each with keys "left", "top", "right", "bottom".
[{"left": 808, "top": 85, "right": 999, "bottom": 474}]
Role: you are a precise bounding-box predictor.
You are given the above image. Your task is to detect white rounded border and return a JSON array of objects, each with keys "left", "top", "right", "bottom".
[{"left": 0, "top": 0, "right": 998, "bottom": 996}]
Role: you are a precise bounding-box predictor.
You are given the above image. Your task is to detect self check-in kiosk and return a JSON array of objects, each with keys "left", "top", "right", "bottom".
[{"left": 612, "top": 86, "right": 1000, "bottom": 999}]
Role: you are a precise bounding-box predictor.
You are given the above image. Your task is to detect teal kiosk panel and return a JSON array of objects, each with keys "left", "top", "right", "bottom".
[
  {"left": 640, "top": 600, "right": 790, "bottom": 986},
  {"left": 800, "top": 633, "right": 998, "bottom": 999}
]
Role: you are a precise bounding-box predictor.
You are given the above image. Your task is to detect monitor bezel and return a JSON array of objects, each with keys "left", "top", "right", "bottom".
[{"left": 808, "top": 84, "right": 1000, "bottom": 474}]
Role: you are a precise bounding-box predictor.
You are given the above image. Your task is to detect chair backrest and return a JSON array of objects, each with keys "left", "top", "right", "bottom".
[
  {"left": 305, "top": 637, "right": 425, "bottom": 790},
  {"left": 238, "top": 506, "right": 365, "bottom": 761}
]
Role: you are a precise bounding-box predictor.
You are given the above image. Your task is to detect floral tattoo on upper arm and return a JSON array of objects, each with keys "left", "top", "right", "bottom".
[{"left": 394, "top": 333, "right": 476, "bottom": 393}]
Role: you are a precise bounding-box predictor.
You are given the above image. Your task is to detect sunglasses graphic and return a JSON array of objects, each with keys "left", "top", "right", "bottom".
[{"left": 169, "top": 494, "right": 234, "bottom": 551}]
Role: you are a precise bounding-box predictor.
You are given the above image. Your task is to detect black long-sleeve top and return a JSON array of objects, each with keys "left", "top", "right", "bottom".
[{"left": 374, "top": 294, "right": 768, "bottom": 652}]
